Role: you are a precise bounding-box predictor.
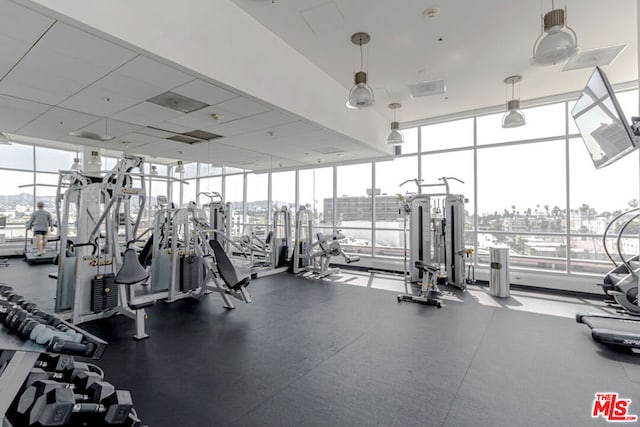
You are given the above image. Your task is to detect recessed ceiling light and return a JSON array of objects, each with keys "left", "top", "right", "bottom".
[
  {"left": 423, "top": 7, "right": 440, "bottom": 18},
  {"left": 335, "top": 152, "right": 345, "bottom": 157}
]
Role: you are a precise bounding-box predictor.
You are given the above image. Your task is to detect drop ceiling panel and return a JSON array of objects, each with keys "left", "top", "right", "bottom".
[
  {"left": 0, "top": 35, "right": 34, "bottom": 78},
  {"left": 116, "top": 56, "right": 193, "bottom": 90},
  {"left": 213, "top": 96, "right": 271, "bottom": 117},
  {"left": 74, "top": 119, "right": 141, "bottom": 139},
  {"left": 111, "top": 102, "right": 184, "bottom": 126},
  {"left": 59, "top": 86, "right": 143, "bottom": 116},
  {"left": 243, "top": 110, "right": 297, "bottom": 129},
  {"left": 18, "top": 107, "right": 100, "bottom": 138},
  {"left": 0, "top": 0, "right": 54, "bottom": 44},
  {"left": 36, "top": 22, "right": 136, "bottom": 69},
  {"left": 165, "top": 105, "right": 242, "bottom": 129},
  {"left": 112, "top": 132, "right": 159, "bottom": 145},
  {"left": 93, "top": 72, "right": 168, "bottom": 101},
  {"left": 172, "top": 79, "right": 237, "bottom": 106},
  {"left": 0, "top": 94, "right": 51, "bottom": 132},
  {"left": 135, "top": 127, "right": 176, "bottom": 139},
  {"left": 0, "top": 67, "right": 88, "bottom": 105},
  {"left": 152, "top": 121, "right": 195, "bottom": 134}
]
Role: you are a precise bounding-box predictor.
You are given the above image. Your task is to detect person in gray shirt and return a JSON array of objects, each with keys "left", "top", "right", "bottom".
[{"left": 26, "top": 201, "right": 54, "bottom": 256}]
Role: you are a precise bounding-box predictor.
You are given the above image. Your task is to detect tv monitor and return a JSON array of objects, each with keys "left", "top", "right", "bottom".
[{"left": 571, "top": 66, "right": 638, "bottom": 169}]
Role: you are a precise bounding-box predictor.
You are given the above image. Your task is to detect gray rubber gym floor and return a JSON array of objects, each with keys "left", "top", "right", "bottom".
[{"left": 2, "top": 260, "right": 640, "bottom": 427}]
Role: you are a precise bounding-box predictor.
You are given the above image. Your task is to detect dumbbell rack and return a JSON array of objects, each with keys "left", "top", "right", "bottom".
[{"left": 0, "top": 316, "right": 107, "bottom": 426}]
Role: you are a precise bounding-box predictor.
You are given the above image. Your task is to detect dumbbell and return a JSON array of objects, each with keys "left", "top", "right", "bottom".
[
  {"left": 19, "top": 380, "right": 133, "bottom": 426},
  {"left": 48, "top": 335, "right": 97, "bottom": 357},
  {"left": 0, "top": 284, "right": 13, "bottom": 295},
  {"left": 35, "top": 354, "right": 76, "bottom": 373},
  {"left": 23, "top": 320, "right": 83, "bottom": 344},
  {"left": 24, "top": 362, "right": 103, "bottom": 390}
]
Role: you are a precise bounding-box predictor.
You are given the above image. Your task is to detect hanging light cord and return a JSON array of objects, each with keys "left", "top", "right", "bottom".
[{"left": 359, "top": 40, "right": 364, "bottom": 71}]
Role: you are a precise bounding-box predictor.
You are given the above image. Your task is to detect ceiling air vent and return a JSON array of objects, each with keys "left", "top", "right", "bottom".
[
  {"left": 165, "top": 130, "right": 225, "bottom": 145},
  {"left": 408, "top": 80, "right": 446, "bottom": 99},
  {"left": 167, "top": 135, "right": 201, "bottom": 144},
  {"left": 182, "top": 130, "right": 223, "bottom": 140},
  {"left": 562, "top": 44, "right": 627, "bottom": 72},
  {"left": 147, "top": 91, "right": 209, "bottom": 113}
]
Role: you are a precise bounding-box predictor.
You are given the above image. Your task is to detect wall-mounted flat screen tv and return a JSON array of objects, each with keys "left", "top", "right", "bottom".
[{"left": 571, "top": 66, "right": 637, "bottom": 169}]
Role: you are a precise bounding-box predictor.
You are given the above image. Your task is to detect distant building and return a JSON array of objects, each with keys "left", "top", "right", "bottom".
[{"left": 323, "top": 195, "right": 401, "bottom": 222}]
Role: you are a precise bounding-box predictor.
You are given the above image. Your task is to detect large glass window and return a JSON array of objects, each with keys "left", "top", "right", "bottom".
[
  {"left": 224, "top": 174, "right": 244, "bottom": 234},
  {"left": 477, "top": 141, "right": 566, "bottom": 232},
  {"left": 421, "top": 118, "right": 473, "bottom": 152},
  {"left": 400, "top": 128, "right": 418, "bottom": 154},
  {"left": 0, "top": 170, "right": 36, "bottom": 240},
  {"left": 336, "top": 163, "right": 372, "bottom": 255},
  {"left": 374, "top": 156, "right": 418, "bottom": 257},
  {"left": 271, "top": 171, "right": 295, "bottom": 211},
  {"left": 245, "top": 173, "right": 268, "bottom": 235},
  {"left": 0, "top": 143, "right": 33, "bottom": 170},
  {"left": 35, "top": 147, "right": 76, "bottom": 173},
  {"left": 299, "top": 167, "right": 333, "bottom": 227},
  {"left": 477, "top": 103, "right": 565, "bottom": 145}
]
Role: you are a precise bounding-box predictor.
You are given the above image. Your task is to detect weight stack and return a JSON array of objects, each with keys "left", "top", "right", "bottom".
[
  {"left": 91, "top": 273, "right": 118, "bottom": 312},
  {"left": 180, "top": 255, "right": 203, "bottom": 292}
]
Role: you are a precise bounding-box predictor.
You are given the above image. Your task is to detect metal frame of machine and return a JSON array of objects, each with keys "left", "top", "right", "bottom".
[
  {"left": 54, "top": 154, "right": 150, "bottom": 339},
  {"left": 397, "top": 177, "right": 467, "bottom": 306},
  {"left": 290, "top": 206, "right": 359, "bottom": 277}
]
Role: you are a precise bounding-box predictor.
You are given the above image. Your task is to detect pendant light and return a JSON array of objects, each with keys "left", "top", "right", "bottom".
[
  {"left": 87, "top": 150, "right": 102, "bottom": 166},
  {"left": 531, "top": 1, "right": 579, "bottom": 66},
  {"left": 70, "top": 157, "right": 81, "bottom": 171},
  {"left": 175, "top": 160, "right": 185, "bottom": 175},
  {"left": 346, "top": 32, "right": 374, "bottom": 109},
  {"left": 387, "top": 103, "right": 404, "bottom": 145},
  {"left": 150, "top": 165, "right": 159, "bottom": 176},
  {"left": 502, "top": 76, "right": 526, "bottom": 129}
]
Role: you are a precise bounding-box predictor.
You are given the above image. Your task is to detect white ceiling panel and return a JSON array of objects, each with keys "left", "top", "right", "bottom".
[
  {"left": 18, "top": 107, "right": 100, "bottom": 138},
  {"left": 74, "top": 118, "right": 141, "bottom": 138},
  {"left": 111, "top": 132, "right": 160, "bottom": 145},
  {"left": 203, "top": 111, "right": 292, "bottom": 137},
  {"left": 213, "top": 97, "right": 271, "bottom": 117},
  {"left": 93, "top": 72, "right": 168, "bottom": 102},
  {"left": 0, "top": 0, "right": 54, "bottom": 44},
  {"left": 243, "top": 110, "right": 297, "bottom": 129},
  {"left": 172, "top": 79, "right": 237, "bottom": 106},
  {"left": 152, "top": 121, "right": 195, "bottom": 134},
  {"left": 0, "top": 94, "right": 50, "bottom": 132},
  {"left": 36, "top": 22, "right": 136, "bottom": 69},
  {"left": 59, "top": 86, "right": 143, "bottom": 116},
  {"left": 0, "top": 66, "right": 86, "bottom": 105},
  {"left": 111, "top": 102, "right": 184, "bottom": 126},
  {"left": 135, "top": 127, "right": 177, "bottom": 139},
  {"left": 0, "top": 34, "right": 35, "bottom": 78},
  {"left": 116, "top": 56, "right": 193, "bottom": 90},
  {"left": 165, "top": 105, "right": 242, "bottom": 129}
]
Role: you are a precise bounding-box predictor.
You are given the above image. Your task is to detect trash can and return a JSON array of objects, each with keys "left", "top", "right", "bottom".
[{"left": 489, "top": 246, "right": 510, "bottom": 297}]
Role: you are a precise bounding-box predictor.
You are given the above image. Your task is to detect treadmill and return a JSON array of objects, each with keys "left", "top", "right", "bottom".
[
  {"left": 576, "top": 312, "right": 640, "bottom": 350},
  {"left": 24, "top": 230, "right": 59, "bottom": 265}
]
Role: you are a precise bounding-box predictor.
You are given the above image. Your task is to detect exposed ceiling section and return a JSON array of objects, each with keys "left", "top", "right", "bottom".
[
  {"left": 229, "top": 0, "right": 637, "bottom": 123},
  {"left": 0, "top": 0, "right": 389, "bottom": 172}
]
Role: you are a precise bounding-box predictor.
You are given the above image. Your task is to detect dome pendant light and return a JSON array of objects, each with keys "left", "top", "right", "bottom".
[
  {"left": 70, "top": 157, "right": 81, "bottom": 171},
  {"left": 531, "top": 1, "right": 579, "bottom": 66},
  {"left": 87, "top": 150, "right": 102, "bottom": 166},
  {"left": 387, "top": 103, "right": 404, "bottom": 144},
  {"left": 175, "top": 160, "right": 185, "bottom": 175},
  {"left": 346, "top": 32, "right": 374, "bottom": 109},
  {"left": 502, "top": 75, "right": 526, "bottom": 129}
]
